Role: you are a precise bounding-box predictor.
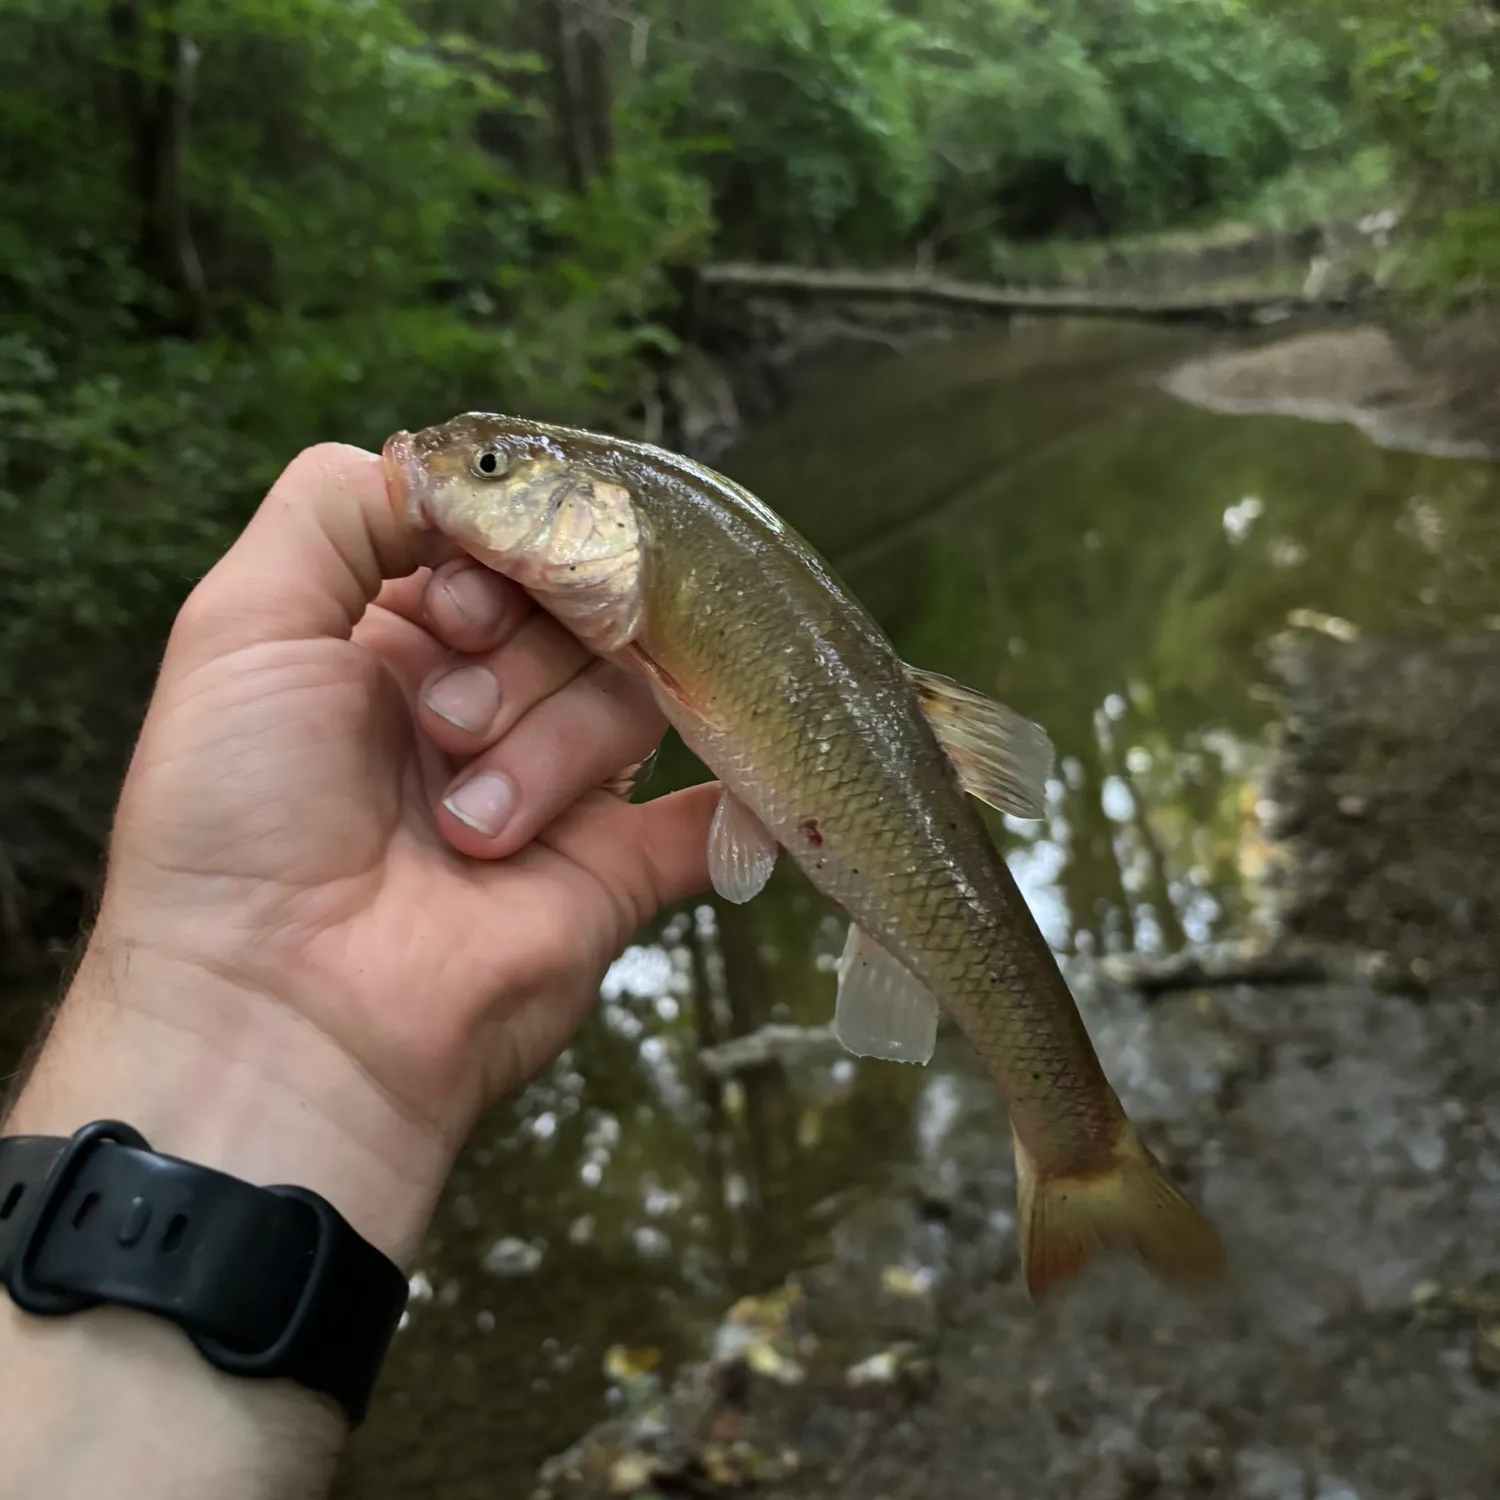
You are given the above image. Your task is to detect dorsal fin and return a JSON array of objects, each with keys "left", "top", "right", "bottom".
[{"left": 905, "top": 665, "right": 1053, "bottom": 819}]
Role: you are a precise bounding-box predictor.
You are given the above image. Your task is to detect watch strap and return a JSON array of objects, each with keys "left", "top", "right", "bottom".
[{"left": 0, "top": 1120, "right": 408, "bottom": 1425}]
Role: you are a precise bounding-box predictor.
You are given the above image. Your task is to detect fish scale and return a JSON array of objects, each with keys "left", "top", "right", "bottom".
[
  {"left": 639, "top": 485, "right": 1122, "bottom": 1164},
  {"left": 386, "top": 411, "right": 1228, "bottom": 1299}
]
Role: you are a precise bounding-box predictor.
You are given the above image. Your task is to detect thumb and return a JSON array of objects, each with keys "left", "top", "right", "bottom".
[{"left": 168, "top": 442, "right": 442, "bottom": 666}]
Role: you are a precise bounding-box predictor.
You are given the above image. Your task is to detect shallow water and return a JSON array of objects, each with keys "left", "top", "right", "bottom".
[
  {"left": 6, "top": 318, "right": 1500, "bottom": 1495},
  {"left": 330, "top": 319, "right": 1500, "bottom": 1496}
]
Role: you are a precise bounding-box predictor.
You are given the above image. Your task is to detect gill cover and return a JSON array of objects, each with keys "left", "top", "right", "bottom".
[{"left": 509, "top": 467, "right": 645, "bottom": 654}]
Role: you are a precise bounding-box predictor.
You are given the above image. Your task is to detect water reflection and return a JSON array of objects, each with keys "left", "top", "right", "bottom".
[
  {"left": 338, "top": 879, "right": 925, "bottom": 1499},
  {"left": 742, "top": 322, "right": 1500, "bottom": 966}
]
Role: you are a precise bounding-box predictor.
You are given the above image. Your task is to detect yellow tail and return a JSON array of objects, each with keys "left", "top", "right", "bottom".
[{"left": 1013, "top": 1124, "right": 1227, "bottom": 1300}]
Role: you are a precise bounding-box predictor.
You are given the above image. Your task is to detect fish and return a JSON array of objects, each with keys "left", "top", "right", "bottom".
[{"left": 382, "top": 413, "right": 1227, "bottom": 1299}]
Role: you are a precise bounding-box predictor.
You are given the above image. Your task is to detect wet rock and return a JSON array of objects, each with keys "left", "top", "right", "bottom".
[
  {"left": 1471, "top": 1326, "right": 1500, "bottom": 1384},
  {"left": 530, "top": 1174, "right": 966, "bottom": 1497},
  {"left": 843, "top": 1343, "right": 938, "bottom": 1408},
  {"left": 1315, "top": 1483, "right": 1363, "bottom": 1500},
  {"left": 1234, "top": 1446, "right": 1308, "bottom": 1500},
  {"left": 603, "top": 1451, "right": 654, "bottom": 1494},
  {"left": 1076, "top": 1457, "right": 1161, "bottom": 1500},
  {"left": 710, "top": 1286, "right": 811, "bottom": 1386},
  {"left": 602, "top": 1344, "right": 665, "bottom": 1405}
]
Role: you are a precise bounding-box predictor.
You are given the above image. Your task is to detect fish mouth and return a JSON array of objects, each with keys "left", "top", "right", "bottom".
[{"left": 381, "top": 429, "right": 429, "bottom": 528}]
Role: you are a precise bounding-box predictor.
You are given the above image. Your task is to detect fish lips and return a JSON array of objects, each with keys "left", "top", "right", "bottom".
[{"left": 381, "top": 429, "right": 429, "bottom": 528}]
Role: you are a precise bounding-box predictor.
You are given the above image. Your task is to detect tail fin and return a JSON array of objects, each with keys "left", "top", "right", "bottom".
[{"left": 1013, "top": 1124, "right": 1227, "bottom": 1300}]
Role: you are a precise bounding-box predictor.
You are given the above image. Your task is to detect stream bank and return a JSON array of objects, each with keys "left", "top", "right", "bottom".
[{"left": 1161, "top": 321, "right": 1500, "bottom": 464}]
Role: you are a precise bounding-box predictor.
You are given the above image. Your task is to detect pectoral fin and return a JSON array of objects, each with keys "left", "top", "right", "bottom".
[
  {"left": 602, "top": 748, "right": 659, "bottom": 801},
  {"left": 905, "top": 665, "right": 1053, "bottom": 819},
  {"left": 832, "top": 923, "right": 940, "bottom": 1064},
  {"left": 708, "top": 788, "right": 779, "bottom": 903}
]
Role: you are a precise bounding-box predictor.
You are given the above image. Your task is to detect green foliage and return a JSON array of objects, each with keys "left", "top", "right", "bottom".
[
  {"left": 1350, "top": 2, "right": 1500, "bottom": 305},
  {"left": 918, "top": 0, "right": 1341, "bottom": 248},
  {"left": 1235, "top": 146, "right": 1399, "bottom": 235},
  {"left": 0, "top": 0, "right": 713, "bottom": 949},
  {"left": 643, "top": 0, "right": 933, "bottom": 261},
  {"left": 1404, "top": 203, "right": 1500, "bottom": 311},
  {"left": 1254, "top": 0, "right": 1500, "bottom": 306},
  {"left": 1347, "top": 2, "right": 1500, "bottom": 189},
  {"left": 642, "top": 0, "right": 1344, "bottom": 262}
]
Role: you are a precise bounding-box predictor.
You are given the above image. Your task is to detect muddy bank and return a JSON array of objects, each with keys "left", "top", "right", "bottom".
[
  {"left": 661, "top": 287, "right": 984, "bottom": 463},
  {"left": 1161, "top": 322, "right": 1500, "bottom": 462},
  {"left": 535, "top": 977, "right": 1500, "bottom": 1500},
  {"left": 1266, "top": 632, "right": 1500, "bottom": 994},
  {"left": 532, "top": 632, "right": 1500, "bottom": 1500}
]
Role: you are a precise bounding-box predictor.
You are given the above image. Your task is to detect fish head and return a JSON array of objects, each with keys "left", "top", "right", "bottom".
[
  {"left": 383, "top": 412, "right": 645, "bottom": 653},
  {"left": 384, "top": 412, "right": 577, "bottom": 552}
]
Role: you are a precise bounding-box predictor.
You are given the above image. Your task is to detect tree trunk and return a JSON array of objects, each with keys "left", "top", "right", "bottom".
[
  {"left": 540, "top": 0, "right": 614, "bottom": 192},
  {"left": 108, "top": 1, "right": 207, "bottom": 331}
]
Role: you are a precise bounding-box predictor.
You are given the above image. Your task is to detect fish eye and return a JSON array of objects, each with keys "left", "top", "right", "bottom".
[{"left": 472, "top": 447, "right": 509, "bottom": 479}]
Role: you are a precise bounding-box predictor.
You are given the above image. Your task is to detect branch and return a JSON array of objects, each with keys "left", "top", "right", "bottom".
[{"left": 697, "top": 1023, "right": 841, "bottom": 1079}]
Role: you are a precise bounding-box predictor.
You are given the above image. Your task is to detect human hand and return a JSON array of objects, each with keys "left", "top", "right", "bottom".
[{"left": 7, "top": 442, "right": 716, "bottom": 1263}]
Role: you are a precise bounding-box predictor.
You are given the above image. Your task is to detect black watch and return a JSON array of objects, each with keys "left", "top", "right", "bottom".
[{"left": 0, "top": 1120, "right": 409, "bottom": 1425}]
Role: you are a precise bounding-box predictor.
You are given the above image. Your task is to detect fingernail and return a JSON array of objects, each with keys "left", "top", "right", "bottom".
[
  {"left": 423, "top": 665, "right": 499, "bottom": 733},
  {"left": 444, "top": 774, "right": 515, "bottom": 837},
  {"left": 440, "top": 566, "right": 507, "bottom": 630}
]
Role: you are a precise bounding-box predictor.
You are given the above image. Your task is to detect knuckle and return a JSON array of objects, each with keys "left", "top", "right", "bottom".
[{"left": 169, "top": 572, "right": 225, "bottom": 643}]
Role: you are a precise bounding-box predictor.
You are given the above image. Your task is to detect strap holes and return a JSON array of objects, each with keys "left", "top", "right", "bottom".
[
  {"left": 0, "top": 1183, "right": 22, "bottom": 1221},
  {"left": 162, "top": 1213, "right": 189, "bottom": 1253},
  {"left": 72, "top": 1191, "right": 101, "bottom": 1230}
]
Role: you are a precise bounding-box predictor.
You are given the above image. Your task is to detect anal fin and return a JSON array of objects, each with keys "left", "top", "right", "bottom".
[{"left": 832, "top": 924, "right": 939, "bottom": 1064}]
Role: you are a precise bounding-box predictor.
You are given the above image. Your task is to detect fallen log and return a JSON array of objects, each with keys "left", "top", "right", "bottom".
[
  {"left": 1097, "top": 940, "right": 1333, "bottom": 998},
  {"left": 697, "top": 261, "right": 1372, "bottom": 327},
  {"left": 697, "top": 1023, "right": 841, "bottom": 1078}
]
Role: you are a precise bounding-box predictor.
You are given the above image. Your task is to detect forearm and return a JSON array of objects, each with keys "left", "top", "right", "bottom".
[{"left": 0, "top": 939, "right": 449, "bottom": 1500}]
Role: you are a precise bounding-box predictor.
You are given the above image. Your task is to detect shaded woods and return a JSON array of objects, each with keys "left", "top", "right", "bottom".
[{"left": 1, "top": 0, "right": 1497, "bottom": 965}]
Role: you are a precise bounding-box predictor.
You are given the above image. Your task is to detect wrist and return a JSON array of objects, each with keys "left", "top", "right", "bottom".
[
  {"left": 4, "top": 934, "right": 449, "bottom": 1268},
  {"left": 0, "top": 1297, "right": 346, "bottom": 1497},
  {"left": 0, "top": 933, "right": 435, "bottom": 1496}
]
